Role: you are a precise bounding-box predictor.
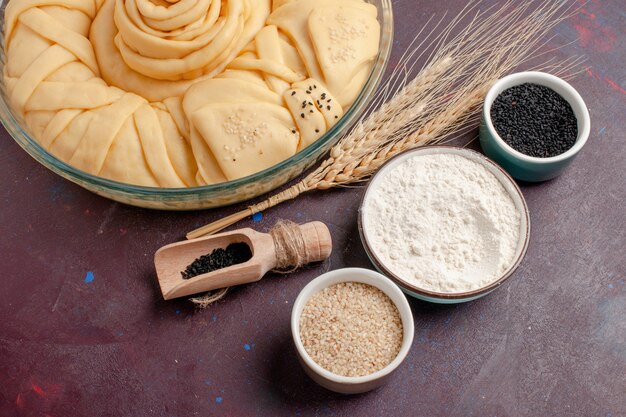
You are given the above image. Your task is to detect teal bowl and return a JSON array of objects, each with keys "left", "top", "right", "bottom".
[
  {"left": 358, "top": 146, "right": 531, "bottom": 304},
  {"left": 480, "top": 72, "right": 591, "bottom": 182}
]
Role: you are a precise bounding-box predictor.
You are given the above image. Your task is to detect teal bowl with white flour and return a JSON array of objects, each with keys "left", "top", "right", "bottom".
[{"left": 358, "top": 146, "right": 530, "bottom": 304}]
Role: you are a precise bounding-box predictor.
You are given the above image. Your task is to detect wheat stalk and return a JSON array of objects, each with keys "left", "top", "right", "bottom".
[
  {"left": 187, "top": 0, "right": 583, "bottom": 306},
  {"left": 188, "top": 0, "right": 580, "bottom": 242}
]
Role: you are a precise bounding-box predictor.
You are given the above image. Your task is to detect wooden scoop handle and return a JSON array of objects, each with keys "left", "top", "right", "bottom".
[
  {"left": 296, "top": 221, "right": 333, "bottom": 264},
  {"left": 156, "top": 221, "right": 333, "bottom": 301}
]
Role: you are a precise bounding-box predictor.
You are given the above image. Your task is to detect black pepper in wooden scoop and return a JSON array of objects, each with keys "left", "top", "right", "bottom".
[
  {"left": 154, "top": 221, "right": 332, "bottom": 300},
  {"left": 491, "top": 83, "right": 578, "bottom": 158}
]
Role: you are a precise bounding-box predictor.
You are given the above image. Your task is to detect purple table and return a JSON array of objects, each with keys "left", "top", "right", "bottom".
[{"left": 1, "top": 1, "right": 625, "bottom": 416}]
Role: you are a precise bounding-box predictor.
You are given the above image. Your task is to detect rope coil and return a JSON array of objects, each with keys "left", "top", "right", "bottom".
[{"left": 270, "top": 220, "right": 308, "bottom": 272}]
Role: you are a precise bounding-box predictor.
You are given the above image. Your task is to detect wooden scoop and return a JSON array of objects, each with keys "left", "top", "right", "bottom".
[{"left": 154, "top": 222, "right": 332, "bottom": 300}]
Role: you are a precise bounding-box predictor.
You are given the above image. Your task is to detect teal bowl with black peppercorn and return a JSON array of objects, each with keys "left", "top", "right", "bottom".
[{"left": 480, "top": 72, "right": 591, "bottom": 182}]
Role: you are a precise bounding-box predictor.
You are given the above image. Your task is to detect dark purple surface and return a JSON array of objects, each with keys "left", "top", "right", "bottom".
[{"left": 1, "top": 1, "right": 625, "bottom": 416}]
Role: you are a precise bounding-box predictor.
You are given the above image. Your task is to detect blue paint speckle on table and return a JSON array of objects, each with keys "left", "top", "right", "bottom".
[
  {"left": 608, "top": 284, "right": 614, "bottom": 289},
  {"left": 84, "top": 271, "right": 95, "bottom": 283},
  {"left": 212, "top": 314, "right": 217, "bottom": 322},
  {"left": 48, "top": 183, "right": 67, "bottom": 202},
  {"left": 244, "top": 343, "right": 251, "bottom": 351},
  {"left": 252, "top": 212, "right": 263, "bottom": 222},
  {"left": 204, "top": 379, "right": 212, "bottom": 386},
  {"left": 215, "top": 396, "right": 223, "bottom": 404},
  {"left": 598, "top": 127, "right": 606, "bottom": 135}
]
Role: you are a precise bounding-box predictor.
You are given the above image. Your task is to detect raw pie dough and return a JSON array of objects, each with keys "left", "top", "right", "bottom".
[{"left": 4, "top": 0, "right": 380, "bottom": 187}]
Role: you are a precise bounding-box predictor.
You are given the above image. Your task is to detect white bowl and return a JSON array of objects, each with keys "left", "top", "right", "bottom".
[
  {"left": 358, "top": 146, "right": 531, "bottom": 304},
  {"left": 291, "top": 267, "right": 414, "bottom": 394},
  {"left": 480, "top": 71, "right": 591, "bottom": 182}
]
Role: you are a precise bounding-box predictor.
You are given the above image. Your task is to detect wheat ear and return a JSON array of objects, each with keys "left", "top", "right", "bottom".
[
  {"left": 187, "top": 0, "right": 580, "bottom": 240},
  {"left": 187, "top": 0, "right": 581, "bottom": 306}
]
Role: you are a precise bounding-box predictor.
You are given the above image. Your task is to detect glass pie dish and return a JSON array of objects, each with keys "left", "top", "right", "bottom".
[{"left": 0, "top": 0, "right": 393, "bottom": 210}]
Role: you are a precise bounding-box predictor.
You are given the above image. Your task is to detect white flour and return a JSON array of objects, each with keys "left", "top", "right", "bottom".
[{"left": 362, "top": 153, "right": 521, "bottom": 293}]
